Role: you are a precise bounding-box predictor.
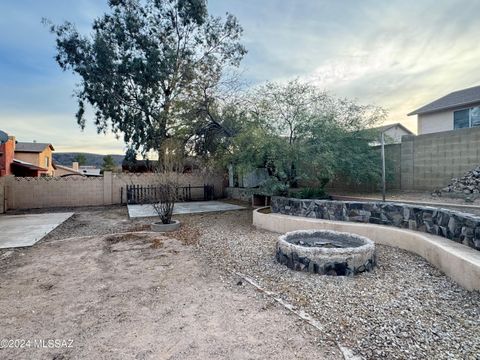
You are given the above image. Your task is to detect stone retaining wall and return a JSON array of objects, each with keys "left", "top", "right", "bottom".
[{"left": 271, "top": 197, "right": 480, "bottom": 251}]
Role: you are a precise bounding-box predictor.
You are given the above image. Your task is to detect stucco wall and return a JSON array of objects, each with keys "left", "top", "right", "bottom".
[
  {"left": 15, "top": 148, "right": 55, "bottom": 175},
  {"left": 418, "top": 110, "right": 453, "bottom": 135},
  {"left": 54, "top": 166, "right": 80, "bottom": 177},
  {"left": 417, "top": 101, "right": 480, "bottom": 135},
  {"left": 384, "top": 126, "right": 411, "bottom": 143},
  {"left": 3, "top": 171, "right": 225, "bottom": 211}
]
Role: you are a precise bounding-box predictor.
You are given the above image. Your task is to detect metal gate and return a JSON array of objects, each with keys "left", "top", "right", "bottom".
[{"left": 124, "top": 184, "right": 215, "bottom": 204}]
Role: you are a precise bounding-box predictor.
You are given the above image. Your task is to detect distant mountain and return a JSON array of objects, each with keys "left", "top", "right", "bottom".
[{"left": 53, "top": 152, "right": 124, "bottom": 168}]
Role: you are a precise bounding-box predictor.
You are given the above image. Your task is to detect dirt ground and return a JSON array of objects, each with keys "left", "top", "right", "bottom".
[{"left": 0, "top": 207, "right": 340, "bottom": 360}]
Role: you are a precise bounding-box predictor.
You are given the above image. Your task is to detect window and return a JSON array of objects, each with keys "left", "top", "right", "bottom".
[
  {"left": 471, "top": 107, "right": 480, "bottom": 127},
  {"left": 454, "top": 109, "right": 469, "bottom": 129},
  {"left": 454, "top": 106, "right": 480, "bottom": 129},
  {"left": 45, "top": 156, "right": 49, "bottom": 168}
]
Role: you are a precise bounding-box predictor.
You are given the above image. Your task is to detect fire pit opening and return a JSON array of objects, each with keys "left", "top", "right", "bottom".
[{"left": 276, "top": 229, "right": 376, "bottom": 276}]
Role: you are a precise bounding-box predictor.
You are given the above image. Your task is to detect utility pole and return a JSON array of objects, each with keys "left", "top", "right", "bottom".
[{"left": 381, "top": 132, "right": 386, "bottom": 202}]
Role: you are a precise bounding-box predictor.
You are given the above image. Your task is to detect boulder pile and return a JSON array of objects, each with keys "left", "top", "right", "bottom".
[{"left": 441, "top": 165, "right": 480, "bottom": 195}]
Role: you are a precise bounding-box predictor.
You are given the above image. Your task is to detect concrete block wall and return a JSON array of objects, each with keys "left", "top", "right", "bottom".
[
  {"left": 3, "top": 171, "right": 225, "bottom": 211},
  {"left": 385, "top": 143, "right": 402, "bottom": 190},
  {"left": 0, "top": 176, "right": 6, "bottom": 213},
  {"left": 401, "top": 127, "right": 480, "bottom": 190},
  {"left": 7, "top": 177, "right": 105, "bottom": 209},
  {"left": 111, "top": 172, "right": 225, "bottom": 204},
  {"left": 329, "top": 128, "right": 480, "bottom": 193}
]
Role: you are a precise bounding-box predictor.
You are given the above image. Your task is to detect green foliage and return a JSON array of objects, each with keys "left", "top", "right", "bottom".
[
  {"left": 45, "top": 0, "right": 246, "bottom": 155},
  {"left": 223, "top": 79, "right": 387, "bottom": 188},
  {"left": 257, "top": 177, "right": 289, "bottom": 196},
  {"left": 73, "top": 153, "right": 87, "bottom": 166},
  {"left": 123, "top": 148, "right": 137, "bottom": 166},
  {"left": 290, "top": 187, "right": 329, "bottom": 200},
  {"left": 102, "top": 155, "right": 116, "bottom": 172}
]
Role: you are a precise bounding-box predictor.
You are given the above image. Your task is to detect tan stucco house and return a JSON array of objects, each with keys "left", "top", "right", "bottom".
[
  {"left": 14, "top": 142, "right": 55, "bottom": 176},
  {"left": 372, "top": 123, "right": 414, "bottom": 144},
  {"left": 408, "top": 85, "right": 480, "bottom": 135},
  {"left": 54, "top": 163, "right": 83, "bottom": 177}
]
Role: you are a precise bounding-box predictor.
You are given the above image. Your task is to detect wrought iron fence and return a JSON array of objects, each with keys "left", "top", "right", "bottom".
[{"left": 125, "top": 184, "right": 214, "bottom": 204}]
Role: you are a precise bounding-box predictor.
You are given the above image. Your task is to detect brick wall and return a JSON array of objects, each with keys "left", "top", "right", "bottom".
[{"left": 0, "top": 138, "right": 15, "bottom": 176}]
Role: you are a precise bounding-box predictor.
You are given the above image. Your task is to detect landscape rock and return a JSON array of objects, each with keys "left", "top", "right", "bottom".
[
  {"left": 438, "top": 165, "right": 480, "bottom": 198},
  {"left": 272, "top": 197, "right": 480, "bottom": 251}
]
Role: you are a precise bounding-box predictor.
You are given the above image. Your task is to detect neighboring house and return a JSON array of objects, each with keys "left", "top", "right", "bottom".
[
  {"left": 1, "top": 132, "right": 53, "bottom": 177},
  {"left": 408, "top": 85, "right": 480, "bottom": 135},
  {"left": 54, "top": 162, "right": 104, "bottom": 177},
  {"left": 78, "top": 165, "right": 102, "bottom": 177},
  {"left": 14, "top": 142, "right": 56, "bottom": 176},
  {"left": 0, "top": 131, "right": 15, "bottom": 176},
  {"left": 11, "top": 158, "right": 51, "bottom": 177},
  {"left": 54, "top": 163, "right": 84, "bottom": 177},
  {"left": 371, "top": 123, "right": 414, "bottom": 144}
]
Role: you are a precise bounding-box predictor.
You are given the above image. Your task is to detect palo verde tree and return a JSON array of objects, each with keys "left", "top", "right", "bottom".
[
  {"left": 225, "top": 79, "right": 387, "bottom": 191},
  {"left": 45, "top": 0, "right": 246, "bottom": 155}
]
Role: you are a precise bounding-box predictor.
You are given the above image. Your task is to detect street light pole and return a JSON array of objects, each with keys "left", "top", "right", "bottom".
[{"left": 381, "top": 131, "right": 386, "bottom": 202}]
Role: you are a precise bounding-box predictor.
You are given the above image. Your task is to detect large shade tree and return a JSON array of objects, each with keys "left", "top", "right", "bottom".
[
  {"left": 46, "top": 0, "right": 246, "bottom": 155},
  {"left": 224, "top": 79, "right": 387, "bottom": 190}
]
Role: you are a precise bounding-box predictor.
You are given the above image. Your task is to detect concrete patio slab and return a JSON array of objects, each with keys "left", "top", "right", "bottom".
[
  {"left": 128, "top": 201, "right": 245, "bottom": 218},
  {"left": 0, "top": 212, "right": 73, "bottom": 249}
]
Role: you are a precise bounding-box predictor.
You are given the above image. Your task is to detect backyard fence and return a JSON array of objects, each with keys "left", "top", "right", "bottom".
[
  {"left": 0, "top": 171, "right": 224, "bottom": 212},
  {"left": 125, "top": 184, "right": 215, "bottom": 204}
]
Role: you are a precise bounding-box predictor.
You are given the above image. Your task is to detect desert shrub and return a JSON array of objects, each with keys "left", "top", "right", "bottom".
[
  {"left": 257, "top": 177, "right": 289, "bottom": 196},
  {"left": 290, "top": 187, "right": 330, "bottom": 200},
  {"left": 152, "top": 181, "right": 177, "bottom": 224}
]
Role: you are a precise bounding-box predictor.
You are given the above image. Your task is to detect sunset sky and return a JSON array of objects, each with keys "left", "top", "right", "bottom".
[{"left": 1, "top": 0, "right": 479, "bottom": 154}]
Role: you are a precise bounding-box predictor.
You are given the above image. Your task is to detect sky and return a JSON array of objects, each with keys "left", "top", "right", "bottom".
[{"left": 0, "top": 0, "right": 479, "bottom": 154}]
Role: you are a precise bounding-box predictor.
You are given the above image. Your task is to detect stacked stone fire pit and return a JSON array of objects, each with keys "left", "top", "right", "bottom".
[{"left": 276, "top": 229, "right": 376, "bottom": 276}]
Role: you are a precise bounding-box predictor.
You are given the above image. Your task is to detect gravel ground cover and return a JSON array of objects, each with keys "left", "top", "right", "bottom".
[
  {"left": 191, "top": 210, "right": 480, "bottom": 360},
  {"left": 0, "top": 208, "right": 339, "bottom": 360},
  {"left": 3, "top": 205, "right": 479, "bottom": 359}
]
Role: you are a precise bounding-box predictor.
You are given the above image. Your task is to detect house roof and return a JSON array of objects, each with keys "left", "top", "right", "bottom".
[
  {"left": 79, "top": 167, "right": 102, "bottom": 177},
  {"left": 54, "top": 163, "right": 84, "bottom": 176},
  {"left": 371, "top": 123, "right": 414, "bottom": 135},
  {"left": 0, "top": 130, "right": 8, "bottom": 144},
  {"left": 15, "top": 142, "right": 55, "bottom": 153},
  {"left": 12, "top": 159, "right": 48, "bottom": 172},
  {"left": 408, "top": 85, "right": 480, "bottom": 116}
]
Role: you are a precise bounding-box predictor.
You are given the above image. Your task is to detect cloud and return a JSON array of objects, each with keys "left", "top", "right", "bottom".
[
  {"left": 1, "top": 0, "right": 480, "bottom": 154},
  {"left": 1, "top": 112, "right": 125, "bottom": 154}
]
